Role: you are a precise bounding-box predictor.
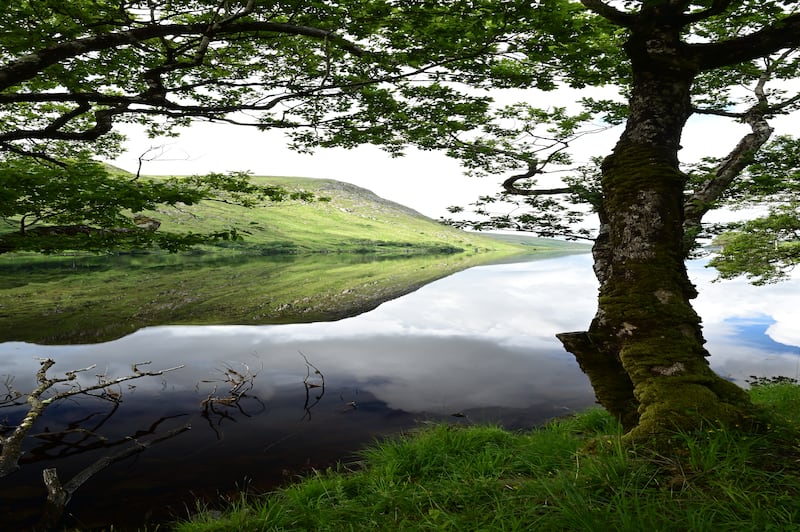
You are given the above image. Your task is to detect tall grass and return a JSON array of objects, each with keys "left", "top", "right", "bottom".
[{"left": 175, "top": 383, "right": 800, "bottom": 531}]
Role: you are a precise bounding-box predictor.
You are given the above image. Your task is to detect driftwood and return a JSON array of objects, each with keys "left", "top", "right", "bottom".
[
  {"left": 0, "top": 358, "right": 186, "bottom": 530},
  {"left": 38, "top": 424, "right": 190, "bottom": 530}
]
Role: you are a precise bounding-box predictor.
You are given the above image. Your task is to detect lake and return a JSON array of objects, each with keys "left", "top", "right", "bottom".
[{"left": 1, "top": 252, "right": 799, "bottom": 529}]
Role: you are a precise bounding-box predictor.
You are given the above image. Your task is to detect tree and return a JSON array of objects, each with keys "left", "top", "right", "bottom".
[
  {"left": 6, "top": 0, "right": 800, "bottom": 440},
  {"left": 426, "top": 1, "right": 800, "bottom": 438},
  {"left": 1, "top": 0, "right": 576, "bottom": 252},
  {"left": 532, "top": 0, "right": 800, "bottom": 439}
]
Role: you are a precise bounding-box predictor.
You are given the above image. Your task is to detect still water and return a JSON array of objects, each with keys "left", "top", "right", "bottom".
[{"left": 1, "top": 252, "right": 799, "bottom": 529}]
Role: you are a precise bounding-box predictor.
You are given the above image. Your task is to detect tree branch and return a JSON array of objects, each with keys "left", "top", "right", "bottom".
[
  {"left": 580, "top": 0, "right": 636, "bottom": 27},
  {"left": 0, "top": 142, "right": 68, "bottom": 167},
  {"left": 502, "top": 168, "right": 573, "bottom": 196},
  {"left": 0, "top": 21, "right": 364, "bottom": 91},
  {"left": 694, "top": 13, "right": 800, "bottom": 70},
  {"left": 682, "top": 0, "right": 736, "bottom": 24}
]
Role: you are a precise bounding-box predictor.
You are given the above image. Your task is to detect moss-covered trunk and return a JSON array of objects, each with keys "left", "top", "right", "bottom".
[
  {"left": 559, "top": 20, "right": 753, "bottom": 439},
  {"left": 595, "top": 141, "right": 751, "bottom": 439}
]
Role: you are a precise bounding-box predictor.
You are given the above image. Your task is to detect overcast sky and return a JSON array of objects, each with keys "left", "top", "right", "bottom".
[{"left": 108, "top": 87, "right": 791, "bottom": 221}]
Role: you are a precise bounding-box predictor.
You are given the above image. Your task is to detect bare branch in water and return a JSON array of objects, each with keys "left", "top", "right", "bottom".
[
  {"left": 300, "top": 352, "right": 325, "bottom": 421},
  {"left": 39, "top": 423, "right": 190, "bottom": 530},
  {"left": 199, "top": 362, "right": 265, "bottom": 438},
  {"left": 0, "top": 358, "right": 187, "bottom": 529},
  {"left": 0, "top": 358, "right": 183, "bottom": 478}
]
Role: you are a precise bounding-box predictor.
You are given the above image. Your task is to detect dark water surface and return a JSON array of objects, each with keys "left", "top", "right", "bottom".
[{"left": 1, "top": 253, "right": 799, "bottom": 529}]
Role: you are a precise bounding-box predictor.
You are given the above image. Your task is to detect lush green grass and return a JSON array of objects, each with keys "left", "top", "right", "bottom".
[{"left": 175, "top": 384, "right": 800, "bottom": 531}]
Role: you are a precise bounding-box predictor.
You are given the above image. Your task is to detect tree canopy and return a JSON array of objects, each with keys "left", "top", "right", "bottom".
[
  {"left": 1, "top": 0, "right": 599, "bottom": 252},
  {"left": 441, "top": 3, "right": 800, "bottom": 269},
  {"left": 4, "top": 0, "right": 800, "bottom": 439}
]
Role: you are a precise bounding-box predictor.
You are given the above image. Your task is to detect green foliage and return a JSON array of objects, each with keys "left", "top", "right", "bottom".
[
  {"left": 0, "top": 154, "right": 315, "bottom": 253},
  {"left": 709, "top": 204, "right": 800, "bottom": 284},
  {"left": 0, "top": 158, "right": 200, "bottom": 230},
  {"left": 0, "top": 0, "right": 616, "bottom": 161}
]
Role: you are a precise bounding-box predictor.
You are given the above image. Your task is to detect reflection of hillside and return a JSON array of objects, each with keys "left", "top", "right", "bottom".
[
  {"left": 1, "top": 175, "right": 529, "bottom": 344},
  {"left": 0, "top": 251, "right": 515, "bottom": 345}
]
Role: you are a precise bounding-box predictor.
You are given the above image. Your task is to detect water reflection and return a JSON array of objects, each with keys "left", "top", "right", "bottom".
[{"left": 1, "top": 253, "right": 799, "bottom": 529}]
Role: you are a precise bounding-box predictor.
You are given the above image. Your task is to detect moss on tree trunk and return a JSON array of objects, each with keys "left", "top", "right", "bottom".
[
  {"left": 567, "top": 140, "right": 754, "bottom": 441},
  {"left": 558, "top": 35, "right": 756, "bottom": 439}
]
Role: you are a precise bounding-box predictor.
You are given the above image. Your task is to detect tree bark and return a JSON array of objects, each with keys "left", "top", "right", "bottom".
[
  {"left": 557, "top": 207, "right": 639, "bottom": 431},
  {"left": 558, "top": 10, "right": 753, "bottom": 439}
]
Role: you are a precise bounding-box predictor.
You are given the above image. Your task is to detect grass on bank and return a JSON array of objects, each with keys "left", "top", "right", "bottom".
[{"left": 177, "top": 382, "right": 800, "bottom": 531}]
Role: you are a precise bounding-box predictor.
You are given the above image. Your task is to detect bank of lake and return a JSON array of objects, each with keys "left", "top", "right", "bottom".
[{"left": 177, "top": 382, "right": 800, "bottom": 531}]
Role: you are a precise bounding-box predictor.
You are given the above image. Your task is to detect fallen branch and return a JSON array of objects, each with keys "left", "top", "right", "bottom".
[
  {"left": 39, "top": 423, "right": 190, "bottom": 530},
  {"left": 0, "top": 358, "right": 183, "bottom": 478}
]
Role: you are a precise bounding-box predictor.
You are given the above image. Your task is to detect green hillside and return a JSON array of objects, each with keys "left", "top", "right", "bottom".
[{"left": 143, "top": 175, "right": 522, "bottom": 255}]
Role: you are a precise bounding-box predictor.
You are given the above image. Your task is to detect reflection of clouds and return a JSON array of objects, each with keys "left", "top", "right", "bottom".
[
  {"left": 692, "top": 259, "right": 800, "bottom": 350},
  {"left": 254, "top": 254, "right": 599, "bottom": 346},
  {"left": 274, "top": 337, "right": 594, "bottom": 414},
  {"left": 692, "top": 263, "right": 800, "bottom": 344},
  {"left": 3, "top": 252, "right": 800, "bottom": 410},
  {"left": 0, "top": 332, "right": 597, "bottom": 415},
  {"left": 766, "top": 309, "right": 800, "bottom": 348},
  {"left": 688, "top": 259, "right": 800, "bottom": 381}
]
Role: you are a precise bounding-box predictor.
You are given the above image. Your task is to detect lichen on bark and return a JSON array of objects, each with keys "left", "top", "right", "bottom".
[{"left": 561, "top": 139, "right": 753, "bottom": 441}]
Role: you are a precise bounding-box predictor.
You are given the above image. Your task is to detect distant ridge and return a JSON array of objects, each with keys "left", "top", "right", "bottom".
[{"left": 142, "top": 174, "right": 532, "bottom": 255}]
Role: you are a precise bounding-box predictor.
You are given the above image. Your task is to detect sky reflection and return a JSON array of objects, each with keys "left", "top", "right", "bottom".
[{"left": 3, "top": 253, "right": 799, "bottom": 408}]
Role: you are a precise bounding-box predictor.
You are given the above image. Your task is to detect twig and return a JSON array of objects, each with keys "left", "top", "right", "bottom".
[
  {"left": 0, "top": 358, "right": 183, "bottom": 478},
  {"left": 300, "top": 352, "right": 325, "bottom": 421}
]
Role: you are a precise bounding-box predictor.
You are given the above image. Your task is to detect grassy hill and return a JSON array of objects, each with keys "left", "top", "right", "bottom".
[
  {"left": 139, "top": 175, "right": 589, "bottom": 255},
  {"left": 2, "top": 175, "right": 590, "bottom": 344},
  {"left": 144, "top": 175, "right": 524, "bottom": 255}
]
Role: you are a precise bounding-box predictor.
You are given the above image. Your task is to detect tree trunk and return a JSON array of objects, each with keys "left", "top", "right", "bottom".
[
  {"left": 557, "top": 208, "right": 639, "bottom": 431},
  {"left": 559, "top": 24, "right": 753, "bottom": 439}
]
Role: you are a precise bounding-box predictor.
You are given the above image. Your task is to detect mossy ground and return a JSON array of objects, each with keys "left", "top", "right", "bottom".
[{"left": 176, "top": 383, "right": 800, "bottom": 531}]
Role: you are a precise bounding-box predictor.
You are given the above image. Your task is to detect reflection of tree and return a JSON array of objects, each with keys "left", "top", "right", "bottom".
[
  {"left": 199, "top": 363, "right": 266, "bottom": 439},
  {"left": 0, "top": 358, "right": 189, "bottom": 530},
  {"left": 300, "top": 352, "right": 325, "bottom": 421}
]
